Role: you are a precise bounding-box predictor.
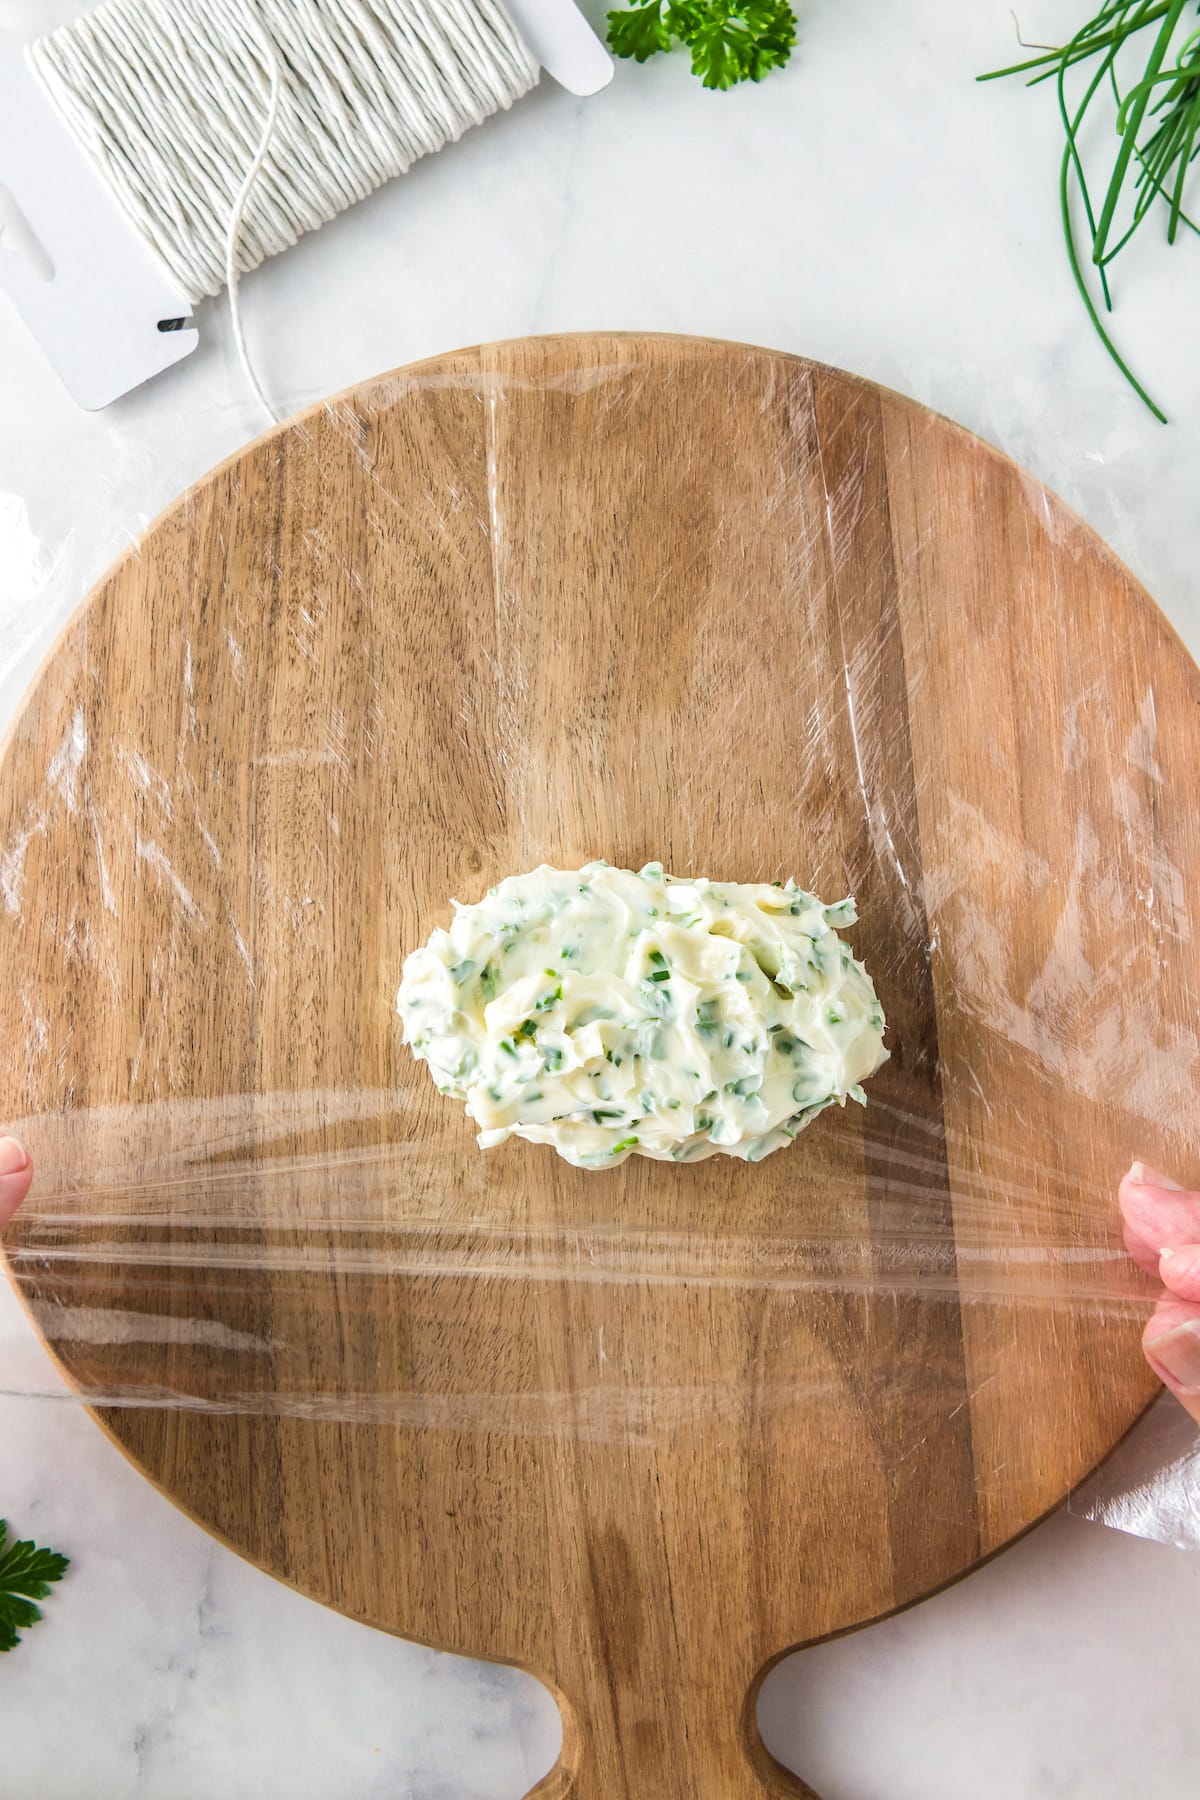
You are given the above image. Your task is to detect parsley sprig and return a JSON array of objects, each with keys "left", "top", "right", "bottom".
[
  {"left": 0, "top": 1520, "right": 69, "bottom": 1652},
  {"left": 607, "top": 0, "right": 797, "bottom": 89}
]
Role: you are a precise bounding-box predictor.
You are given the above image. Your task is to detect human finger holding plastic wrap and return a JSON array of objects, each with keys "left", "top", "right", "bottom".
[
  {"left": 1120, "top": 1164, "right": 1200, "bottom": 1427},
  {"left": 0, "top": 1136, "right": 32, "bottom": 1228}
]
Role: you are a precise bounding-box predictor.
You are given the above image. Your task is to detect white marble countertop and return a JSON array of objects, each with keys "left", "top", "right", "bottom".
[{"left": 3, "top": 0, "right": 1200, "bottom": 1794}]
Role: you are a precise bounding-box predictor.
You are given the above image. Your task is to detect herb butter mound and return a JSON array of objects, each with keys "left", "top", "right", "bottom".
[{"left": 397, "top": 862, "right": 888, "bottom": 1169}]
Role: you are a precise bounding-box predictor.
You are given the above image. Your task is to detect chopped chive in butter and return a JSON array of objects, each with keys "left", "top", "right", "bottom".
[{"left": 397, "top": 861, "right": 887, "bottom": 1170}]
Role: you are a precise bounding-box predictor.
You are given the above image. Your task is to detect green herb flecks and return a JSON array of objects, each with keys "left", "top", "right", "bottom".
[
  {"left": 696, "top": 999, "right": 721, "bottom": 1038},
  {"left": 641, "top": 981, "right": 672, "bottom": 1018},
  {"left": 572, "top": 1005, "right": 616, "bottom": 1027}
]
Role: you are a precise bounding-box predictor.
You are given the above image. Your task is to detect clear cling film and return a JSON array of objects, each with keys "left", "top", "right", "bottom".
[{"left": 0, "top": 335, "right": 1196, "bottom": 1596}]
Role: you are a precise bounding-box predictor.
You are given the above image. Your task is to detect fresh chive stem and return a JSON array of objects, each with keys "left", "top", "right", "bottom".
[{"left": 980, "top": 0, "right": 1200, "bottom": 419}]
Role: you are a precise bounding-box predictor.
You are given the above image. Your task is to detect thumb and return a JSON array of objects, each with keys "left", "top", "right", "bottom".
[
  {"left": 0, "top": 1136, "right": 32, "bottom": 1227},
  {"left": 1143, "top": 1293, "right": 1200, "bottom": 1427}
]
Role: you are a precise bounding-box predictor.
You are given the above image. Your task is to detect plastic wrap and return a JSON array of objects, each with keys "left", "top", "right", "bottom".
[{"left": 0, "top": 338, "right": 1197, "bottom": 1570}]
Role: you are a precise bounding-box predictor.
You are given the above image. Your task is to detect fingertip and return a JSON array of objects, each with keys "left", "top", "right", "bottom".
[
  {"left": 0, "top": 1139, "right": 32, "bottom": 1228},
  {"left": 0, "top": 1135, "right": 29, "bottom": 1177},
  {"left": 1119, "top": 1178, "right": 1200, "bottom": 1271},
  {"left": 1158, "top": 1242, "right": 1200, "bottom": 1303},
  {"left": 1144, "top": 1309, "right": 1200, "bottom": 1421},
  {"left": 1132, "top": 1161, "right": 1185, "bottom": 1193}
]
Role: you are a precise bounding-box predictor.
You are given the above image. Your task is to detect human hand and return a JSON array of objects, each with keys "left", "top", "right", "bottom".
[
  {"left": 0, "top": 1136, "right": 32, "bottom": 1228},
  {"left": 1120, "top": 1161, "right": 1200, "bottom": 1424}
]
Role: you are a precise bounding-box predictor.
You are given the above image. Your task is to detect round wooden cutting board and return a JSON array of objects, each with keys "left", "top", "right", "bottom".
[{"left": 1, "top": 335, "right": 1192, "bottom": 1797}]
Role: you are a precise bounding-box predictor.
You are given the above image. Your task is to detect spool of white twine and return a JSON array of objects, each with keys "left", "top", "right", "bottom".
[{"left": 30, "top": 0, "right": 541, "bottom": 414}]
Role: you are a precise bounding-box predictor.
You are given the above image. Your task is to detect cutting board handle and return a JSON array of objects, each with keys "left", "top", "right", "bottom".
[{"left": 529, "top": 1666, "right": 824, "bottom": 1799}]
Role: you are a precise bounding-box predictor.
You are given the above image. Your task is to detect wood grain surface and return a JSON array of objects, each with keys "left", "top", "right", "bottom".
[{"left": 0, "top": 334, "right": 1190, "bottom": 1797}]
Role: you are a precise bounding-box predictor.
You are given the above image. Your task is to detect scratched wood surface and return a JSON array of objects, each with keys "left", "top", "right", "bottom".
[{"left": 1, "top": 335, "right": 1192, "bottom": 1797}]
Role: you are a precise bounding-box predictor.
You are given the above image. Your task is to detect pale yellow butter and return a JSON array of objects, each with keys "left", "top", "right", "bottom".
[{"left": 397, "top": 861, "right": 887, "bottom": 1169}]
